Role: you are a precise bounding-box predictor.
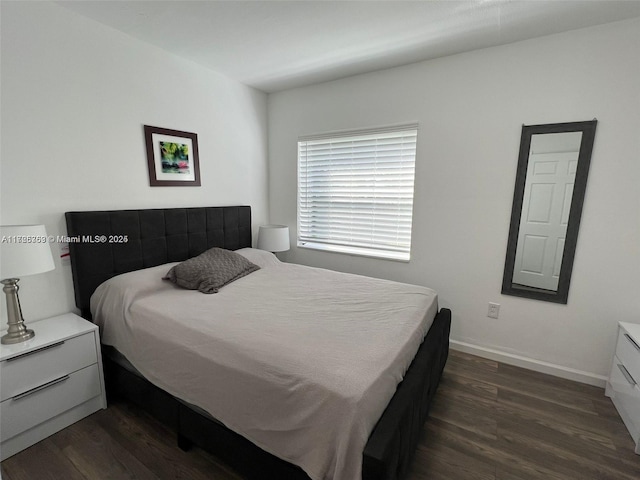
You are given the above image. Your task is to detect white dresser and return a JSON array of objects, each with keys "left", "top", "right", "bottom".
[
  {"left": 605, "top": 322, "right": 640, "bottom": 454},
  {"left": 0, "top": 313, "right": 106, "bottom": 460}
]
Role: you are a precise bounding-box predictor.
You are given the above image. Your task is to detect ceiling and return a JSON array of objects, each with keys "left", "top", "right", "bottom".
[{"left": 56, "top": 1, "right": 640, "bottom": 93}]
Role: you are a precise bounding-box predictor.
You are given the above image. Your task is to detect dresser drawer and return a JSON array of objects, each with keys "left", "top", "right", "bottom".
[
  {"left": 608, "top": 356, "right": 640, "bottom": 444},
  {"left": 0, "top": 363, "right": 101, "bottom": 442},
  {"left": 616, "top": 330, "right": 640, "bottom": 385},
  {"left": 0, "top": 332, "right": 97, "bottom": 402}
]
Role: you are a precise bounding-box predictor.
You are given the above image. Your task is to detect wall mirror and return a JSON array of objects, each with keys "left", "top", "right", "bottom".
[{"left": 502, "top": 120, "right": 597, "bottom": 304}]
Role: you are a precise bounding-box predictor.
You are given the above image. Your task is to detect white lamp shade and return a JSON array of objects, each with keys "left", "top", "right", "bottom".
[
  {"left": 257, "top": 225, "right": 290, "bottom": 252},
  {"left": 0, "top": 225, "right": 55, "bottom": 279}
]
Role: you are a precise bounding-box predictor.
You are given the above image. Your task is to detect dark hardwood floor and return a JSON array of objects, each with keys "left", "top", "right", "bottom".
[{"left": 2, "top": 350, "right": 639, "bottom": 480}]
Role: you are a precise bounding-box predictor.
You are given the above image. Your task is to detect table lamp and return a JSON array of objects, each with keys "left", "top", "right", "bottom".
[
  {"left": 0, "top": 225, "right": 55, "bottom": 344},
  {"left": 257, "top": 225, "right": 290, "bottom": 253}
]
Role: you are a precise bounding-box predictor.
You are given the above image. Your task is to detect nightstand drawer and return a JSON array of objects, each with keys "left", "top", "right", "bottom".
[
  {"left": 616, "top": 330, "right": 640, "bottom": 385},
  {"left": 608, "top": 356, "right": 640, "bottom": 447},
  {"left": 0, "top": 332, "right": 97, "bottom": 402},
  {"left": 0, "top": 363, "right": 101, "bottom": 442}
]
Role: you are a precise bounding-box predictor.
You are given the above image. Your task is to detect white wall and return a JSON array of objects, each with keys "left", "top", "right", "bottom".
[
  {"left": 0, "top": 2, "right": 269, "bottom": 323},
  {"left": 268, "top": 19, "right": 640, "bottom": 382}
]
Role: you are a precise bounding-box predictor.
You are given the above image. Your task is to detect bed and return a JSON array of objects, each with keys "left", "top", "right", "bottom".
[{"left": 65, "top": 206, "right": 450, "bottom": 480}]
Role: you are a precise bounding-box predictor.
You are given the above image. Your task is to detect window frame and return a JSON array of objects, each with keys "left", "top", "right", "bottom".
[{"left": 297, "top": 124, "right": 418, "bottom": 262}]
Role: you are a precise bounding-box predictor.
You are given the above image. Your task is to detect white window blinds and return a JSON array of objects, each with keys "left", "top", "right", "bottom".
[{"left": 297, "top": 124, "right": 417, "bottom": 261}]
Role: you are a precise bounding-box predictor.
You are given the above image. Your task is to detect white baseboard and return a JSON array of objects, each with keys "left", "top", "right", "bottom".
[{"left": 449, "top": 340, "right": 607, "bottom": 388}]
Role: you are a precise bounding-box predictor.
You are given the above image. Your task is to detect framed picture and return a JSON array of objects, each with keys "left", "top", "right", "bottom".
[{"left": 144, "top": 125, "right": 201, "bottom": 186}]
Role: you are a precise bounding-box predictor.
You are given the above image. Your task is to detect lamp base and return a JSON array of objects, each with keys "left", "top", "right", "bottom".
[
  {"left": 1, "top": 278, "right": 35, "bottom": 345},
  {"left": 1, "top": 328, "right": 35, "bottom": 345}
]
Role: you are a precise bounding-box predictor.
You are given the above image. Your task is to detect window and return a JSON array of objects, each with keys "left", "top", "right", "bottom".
[{"left": 297, "top": 124, "right": 418, "bottom": 261}]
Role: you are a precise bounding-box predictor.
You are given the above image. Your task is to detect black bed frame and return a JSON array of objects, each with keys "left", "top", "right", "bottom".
[{"left": 65, "top": 206, "right": 451, "bottom": 480}]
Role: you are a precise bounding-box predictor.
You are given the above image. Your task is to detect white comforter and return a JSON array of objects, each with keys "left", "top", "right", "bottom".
[{"left": 91, "top": 248, "right": 438, "bottom": 480}]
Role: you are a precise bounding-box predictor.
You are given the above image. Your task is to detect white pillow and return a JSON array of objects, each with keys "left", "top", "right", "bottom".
[{"left": 235, "top": 248, "right": 282, "bottom": 268}]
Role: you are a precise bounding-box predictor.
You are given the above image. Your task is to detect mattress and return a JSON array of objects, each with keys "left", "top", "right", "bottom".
[{"left": 91, "top": 248, "right": 438, "bottom": 480}]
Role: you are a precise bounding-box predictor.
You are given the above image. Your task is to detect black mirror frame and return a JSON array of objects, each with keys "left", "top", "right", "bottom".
[{"left": 502, "top": 120, "right": 597, "bottom": 304}]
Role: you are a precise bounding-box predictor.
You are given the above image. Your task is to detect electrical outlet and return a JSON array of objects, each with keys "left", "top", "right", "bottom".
[
  {"left": 488, "top": 302, "right": 500, "bottom": 319},
  {"left": 59, "top": 242, "right": 71, "bottom": 266}
]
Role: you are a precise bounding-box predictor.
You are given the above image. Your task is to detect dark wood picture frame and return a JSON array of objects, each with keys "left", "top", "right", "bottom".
[{"left": 144, "top": 125, "right": 201, "bottom": 187}]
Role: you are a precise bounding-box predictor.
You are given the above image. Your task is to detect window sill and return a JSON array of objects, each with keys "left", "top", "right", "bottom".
[{"left": 297, "top": 241, "right": 410, "bottom": 262}]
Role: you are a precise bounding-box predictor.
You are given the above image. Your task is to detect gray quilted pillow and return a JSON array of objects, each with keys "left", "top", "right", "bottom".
[{"left": 163, "top": 247, "right": 260, "bottom": 293}]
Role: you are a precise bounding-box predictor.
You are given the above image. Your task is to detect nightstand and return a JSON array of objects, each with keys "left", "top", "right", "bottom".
[
  {"left": 605, "top": 322, "right": 640, "bottom": 454},
  {"left": 0, "top": 313, "right": 106, "bottom": 460}
]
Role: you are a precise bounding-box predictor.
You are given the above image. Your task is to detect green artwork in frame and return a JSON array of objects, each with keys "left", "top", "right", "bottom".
[
  {"left": 160, "top": 141, "right": 191, "bottom": 174},
  {"left": 144, "top": 125, "right": 201, "bottom": 186}
]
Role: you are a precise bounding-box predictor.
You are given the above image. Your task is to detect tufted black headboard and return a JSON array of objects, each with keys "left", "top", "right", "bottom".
[{"left": 65, "top": 206, "right": 252, "bottom": 319}]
